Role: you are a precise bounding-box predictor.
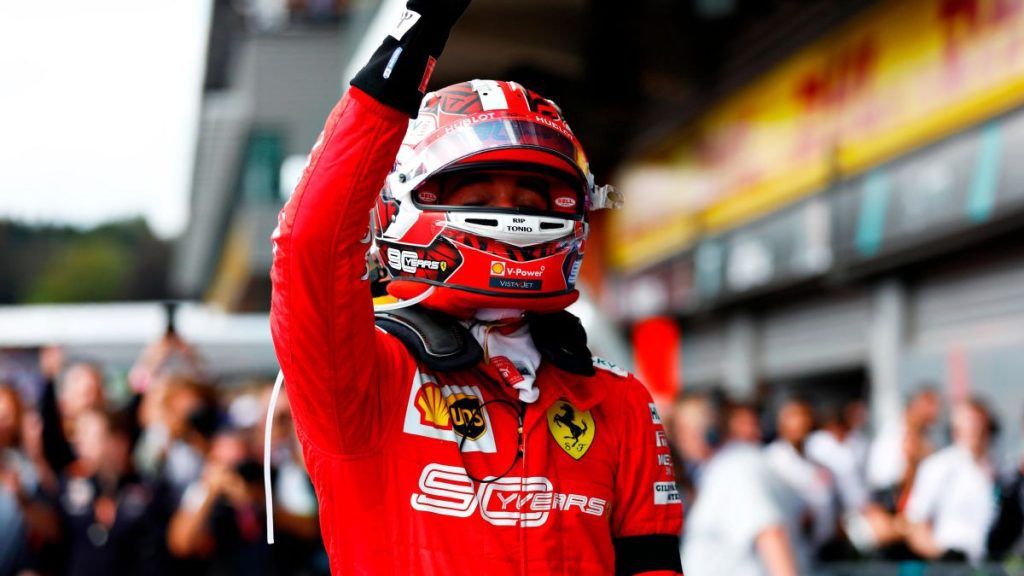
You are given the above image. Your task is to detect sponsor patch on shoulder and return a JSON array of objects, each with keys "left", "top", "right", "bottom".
[
  {"left": 655, "top": 430, "right": 669, "bottom": 447},
  {"left": 649, "top": 403, "right": 662, "bottom": 424},
  {"left": 653, "top": 481, "right": 681, "bottom": 505},
  {"left": 591, "top": 356, "right": 629, "bottom": 378}
]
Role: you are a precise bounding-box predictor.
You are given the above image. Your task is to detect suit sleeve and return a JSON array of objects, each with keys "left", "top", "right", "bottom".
[
  {"left": 612, "top": 377, "right": 684, "bottom": 576},
  {"left": 269, "top": 0, "right": 469, "bottom": 457},
  {"left": 269, "top": 88, "right": 409, "bottom": 456}
]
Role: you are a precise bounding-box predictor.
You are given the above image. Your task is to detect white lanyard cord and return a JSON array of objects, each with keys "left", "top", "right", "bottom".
[{"left": 264, "top": 369, "right": 285, "bottom": 544}]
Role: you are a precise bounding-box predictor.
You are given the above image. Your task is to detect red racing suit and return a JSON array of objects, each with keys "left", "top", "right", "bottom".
[{"left": 270, "top": 86, "right": 683, "bottom": 575}]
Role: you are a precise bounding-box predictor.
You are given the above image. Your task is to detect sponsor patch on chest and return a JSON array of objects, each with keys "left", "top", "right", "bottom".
[
  {"left": 403, "top": 370, "right": 497, "bottom": 452},
  {"left": 411, "top": 463, "right": 607, "bottom": 527},
  {"left": 592, "top": 356, "right": 629, "bottom": 377}
]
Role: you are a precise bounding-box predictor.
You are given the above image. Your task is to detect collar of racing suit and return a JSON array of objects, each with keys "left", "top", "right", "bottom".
[
  {"left": 465, "top": 310, "right": 540, "bottom": 403},
  {"left": 372, "top": 304, "right": 605, "bottom": 409}
]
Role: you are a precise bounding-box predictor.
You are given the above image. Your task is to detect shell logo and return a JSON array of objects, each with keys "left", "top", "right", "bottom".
[
  {"left": 415, "top": 384, "right": 451, "bottom": 430},
  {"left": 490, "top": 261, "right": 506, "bottom": 276}
]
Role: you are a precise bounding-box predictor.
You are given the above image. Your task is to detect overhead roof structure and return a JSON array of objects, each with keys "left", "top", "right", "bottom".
[
  {"left": 0, "top": 302, "right": 278, "bottom": 377},
  {"left": 172, "top": 0, "right": 878, "bottom": 312}
]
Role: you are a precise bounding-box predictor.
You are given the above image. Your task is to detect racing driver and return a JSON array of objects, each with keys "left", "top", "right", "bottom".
[{"left": 269, "top": 0, "right": 684, "bottom": 573}]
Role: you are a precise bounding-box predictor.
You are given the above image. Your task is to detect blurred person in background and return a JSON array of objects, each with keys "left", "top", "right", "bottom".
[
  {"left": 903, "top": 398, "right": 997, "bottom": 563},
  {"left": 226, "top": 385, "right": 325, "bottom": 574},
  {"left": 37, "top": 354, "right": 108, "bottom": 480},
  {"left": 987, "top": 427, "right": 1024, "bottom": 560},
  {"left": 867, "top": 387, "right": 942, "bottom": 507},
  {"left": 806, "top": 399, "right": 907, "bottom": 558},
  {"left": 843, "top": 400, "right": 870, "bottom": 476},
  {"left": 765, "top": 397, "right": 839, "bottom": 558},
  {"left": 128, "top": 319, "right": 204, "bottom": 396},
  {"left": 726, "top": 399, "right": 763, "bottom": 444},
  {"left": 682, "top": 397, "right": 802, "bottom": 576},
  {"left": 854, "top": 389, "right": 944, "bottom": 561},
  {"left": 134, "top": 374, "right": 172, "bottom": 477},
  {"left": 35, "top": 346, "right": 73, "bottom": 489},
  {"left": 130, "top": 328, "right": 206, "bottom": 486},
  {"left": 268, "top": 0, "right": 683, "bottom": 573},
  {"left": 59, "top": 407, "right": 167, "bottom": 576},
  {"left": 255, "top": 386, "right": 325, "bottom": 573},
  {"left": 668, "top": 393, "right": 716, "bottom": 501},
  {"left": 154, "top": 375, "right": 220, "bottom": 503},
  {"left": 131, "top": 371, "right": 221, "bottom": 574},
  {"left": 57, "top": 362, "right": 107, "bottom": 438},
  {"left": 0, "top": 383, "right": 59, "bottom": 575},
  {"left": 985, "top": 401, "right": 1024, "bottom": 561},
  {"left": 168, "top": 426, "right": 271, "bottom": 575},
  {"left": 806, "top": 400, "right": 869, "bottom": 517},
  {"left": 34, "top": 344, "right": 176, "bottom": 573}
]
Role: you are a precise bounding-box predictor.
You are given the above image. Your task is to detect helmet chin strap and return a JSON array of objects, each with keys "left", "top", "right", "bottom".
[
  {"left": 474, "top": 308, "right": 525, "bottom": 322},
  {"left": 373, "top": 286, "right": 436, "bottom": 311}
]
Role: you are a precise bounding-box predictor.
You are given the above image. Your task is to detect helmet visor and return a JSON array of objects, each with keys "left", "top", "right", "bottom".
[{"left": 403, "top": 117, "right": 590, "bottom": 215}]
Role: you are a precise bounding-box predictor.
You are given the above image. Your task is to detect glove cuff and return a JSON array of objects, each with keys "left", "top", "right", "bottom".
[{"left": 350, "top": 8, "right": 458, "bottom": 117}]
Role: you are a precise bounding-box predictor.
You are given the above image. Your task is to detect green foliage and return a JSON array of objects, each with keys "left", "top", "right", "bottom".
[
  {"left": 0, "top": 217, "right": 170, "bottom": 304},
  {"left": 24, "top": 237, "right": 131, "bottom": 303}
]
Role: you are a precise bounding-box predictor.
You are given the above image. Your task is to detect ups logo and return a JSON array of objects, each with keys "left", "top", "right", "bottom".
[
  {"left": 415, "top": 384, "right": 486, "bottom": 440},
  {"left": 448, "top": 395, "right": 486, "bottom": 440}
]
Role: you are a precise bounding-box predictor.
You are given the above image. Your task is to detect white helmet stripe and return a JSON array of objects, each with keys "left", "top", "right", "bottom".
[{"left": 471, "top": 79, "right": 509, "bottom": 111}]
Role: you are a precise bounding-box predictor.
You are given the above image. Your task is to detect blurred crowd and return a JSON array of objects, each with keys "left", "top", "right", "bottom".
[
  {"left": 0, "top": 336, "right": 326, "bottom": 576},
  {"left": 669, "top": 388, "right": 1024, "bottom": 574},
  {"left": 6, "top": 327, "right": 1024, "bottom": 576}
]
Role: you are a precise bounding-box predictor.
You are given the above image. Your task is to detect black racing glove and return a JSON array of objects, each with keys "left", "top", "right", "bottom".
[{"left": 351, "top": 0, "right": 471, "bottom": 117}]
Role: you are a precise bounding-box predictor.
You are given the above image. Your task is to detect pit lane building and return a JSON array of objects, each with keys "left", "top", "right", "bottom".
[{"left": 176, "top": 0, "right": 1024, "bottom": 456}]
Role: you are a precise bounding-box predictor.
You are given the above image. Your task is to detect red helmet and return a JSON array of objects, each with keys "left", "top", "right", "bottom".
[{"left": 372, "top": 80, "right": 619, "bottom": 317}]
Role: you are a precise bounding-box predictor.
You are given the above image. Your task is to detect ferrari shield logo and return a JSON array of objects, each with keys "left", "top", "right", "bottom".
[{"left": 546, "top": 400, "right": 595, "bottom": 460}]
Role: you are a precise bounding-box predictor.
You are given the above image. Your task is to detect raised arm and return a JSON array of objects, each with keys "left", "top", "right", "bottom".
[
  {"left": 755, "top": 526, "right": 799, "bottom": 576},
  {"left": 269, "top": 0, "right": 469, "bottom": 455}
]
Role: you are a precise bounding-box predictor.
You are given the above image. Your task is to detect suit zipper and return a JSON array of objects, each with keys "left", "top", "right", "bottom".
[
  {"left": 518, "top": 400, "right": 527, "bottom": 576},
  {"left": 471, "top": 366, "right": 530, "bottom": 575}
]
